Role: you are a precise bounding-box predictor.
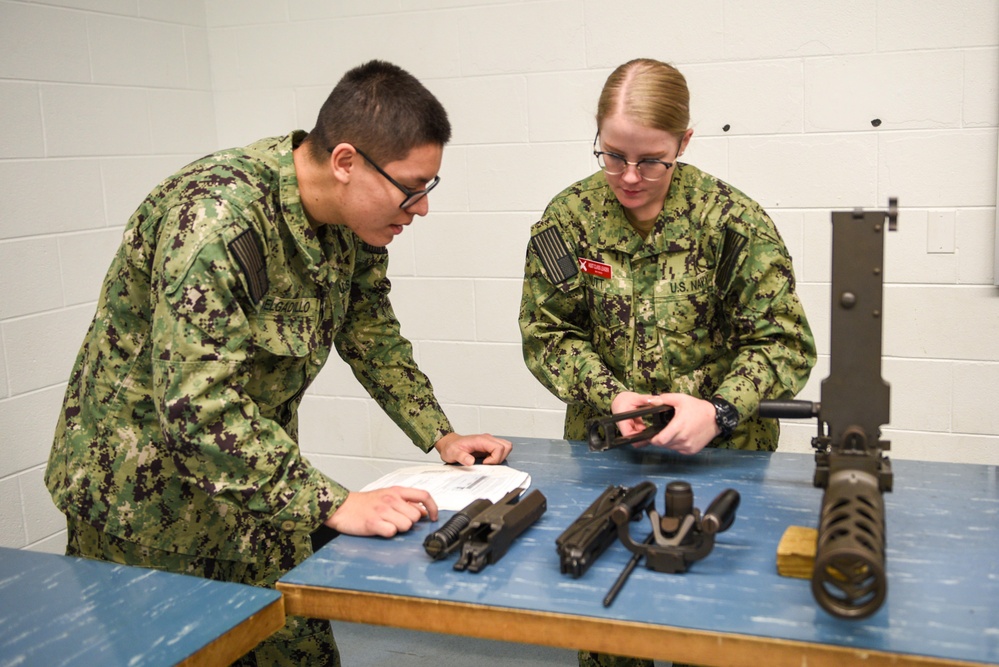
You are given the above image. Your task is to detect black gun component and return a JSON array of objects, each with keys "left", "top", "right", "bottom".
[
  {"left": 555, "top": 481, "right": 656, "bottom": 578},
  {"left": 423, "top": 497, "right": 493, "bottom": 560},
  {"left": 430, "top": 488, "right": 546, "bottom": 573},
  {"left": 587, "top": 405, "right": 675, "bottom": 451},
  {"left": 759, "top": 199, "right": 897, "bottom": 620},
  {"left": 611, "top": 481, "right": 740, "bottom": 576},
  {"left": 602, "top": 533, "right": 653, "bottom": 607}
]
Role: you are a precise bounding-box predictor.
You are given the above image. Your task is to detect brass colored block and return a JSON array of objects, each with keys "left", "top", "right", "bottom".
[{"left": 776, "top": 525, "right": 817, "bottom": 579}]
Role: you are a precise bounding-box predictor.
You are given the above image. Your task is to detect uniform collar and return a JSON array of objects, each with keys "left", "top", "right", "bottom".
[
  {"left": 588, "top": 166, "right": 696, "bottom": 257},
  {"left": 280, "top": 131, "right": 352, "bottom": 285}
]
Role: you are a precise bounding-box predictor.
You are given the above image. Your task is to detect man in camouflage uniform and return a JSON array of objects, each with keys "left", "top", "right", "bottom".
[
  {"left": 519, "top": 58, "right": 815, "bottom": 667},
  {"left": 46, "top": 60, "right": 511, "bottom": 666}
]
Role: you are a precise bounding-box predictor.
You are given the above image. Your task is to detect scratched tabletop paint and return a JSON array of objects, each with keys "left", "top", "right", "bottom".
[
  {"left": 281, "top": 437, "right": 999, "bottom": 665},
  {"left": 0, "top": 547, "right": 282, "bottom": 666}
]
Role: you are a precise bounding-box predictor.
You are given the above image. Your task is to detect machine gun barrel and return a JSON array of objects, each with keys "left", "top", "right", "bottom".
[
  {"left": 759, "top": 199, "right": 896, "bottom": 620},
  {"left": 812, "top": 468, "right": 887, "bottom": 618}
]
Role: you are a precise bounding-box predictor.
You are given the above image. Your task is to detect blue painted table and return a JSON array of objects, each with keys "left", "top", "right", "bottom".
[
  {"left": 278, "top": 437, "right": 999, "bottom": 666},
  {"left": 0, "top": 547, "right": 284, "bottom": 666}
]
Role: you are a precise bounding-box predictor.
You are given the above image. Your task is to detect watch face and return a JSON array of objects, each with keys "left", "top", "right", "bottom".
[{"left": 713, "top": 398, "right": 739, "bottom": 435}]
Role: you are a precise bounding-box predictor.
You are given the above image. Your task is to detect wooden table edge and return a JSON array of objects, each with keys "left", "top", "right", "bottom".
[
  {"left": 276, "top": 583, "right": 987, "bottom": 667},
  {"left": 178, "top": 595, "right": 285, "bottom": 666}
]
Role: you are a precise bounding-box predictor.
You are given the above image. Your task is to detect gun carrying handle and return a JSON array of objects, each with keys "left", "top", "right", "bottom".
[
  {"left": 701, "top": 489, "right": 740, "bottom": 535},
  {"left": 619, "top": 481, "right": 657, "bottom": 517}
]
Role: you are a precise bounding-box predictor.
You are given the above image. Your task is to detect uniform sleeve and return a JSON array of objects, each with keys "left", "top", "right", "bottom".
[
  {"left": 519, "top": 213, "right": 628, "bottom": 414},
  {"left": 333, "top": 244, "right": 452, "bottom": 452},
  {"left": 150, "top": 204, "right": 345, "bottom": 534},
  {"left": 712, "top": 209, "right": 817, "bottom": 419}
]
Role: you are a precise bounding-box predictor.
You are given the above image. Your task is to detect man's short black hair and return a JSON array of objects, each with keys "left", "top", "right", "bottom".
[{"left": 305, "top": 60, "right": 451, "bottom": 164}]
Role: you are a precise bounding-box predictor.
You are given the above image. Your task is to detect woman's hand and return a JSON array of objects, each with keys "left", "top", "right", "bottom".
[{"left": 611, "top": 391, "right": 720, "bottom": 455}]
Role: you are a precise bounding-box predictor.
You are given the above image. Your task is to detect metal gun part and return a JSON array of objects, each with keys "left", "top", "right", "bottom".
[
  {"left": 758, "top": 198, "right": 897, "bottom": 620},
  {"left": 453, "top": 488, "right": 547, "bottom": 573},
  {"left": 611, "top": 481, "right": 740, "bottom": 575},
  {"left": 423, "top": 497, "right": 494, "bottom": 560},
  {"left": 556, "top": 481, "right": 656, "bottom": 578},
  {"left": 587, "top": 404, "right": 675, "bottom": 451}
]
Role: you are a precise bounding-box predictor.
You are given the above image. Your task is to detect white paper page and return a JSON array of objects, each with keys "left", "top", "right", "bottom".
[{"left": 360, "top": 464, "right": 531, "bottom": 511}]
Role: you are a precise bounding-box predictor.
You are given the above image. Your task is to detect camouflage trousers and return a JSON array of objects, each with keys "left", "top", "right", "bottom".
[
  {"left": 579, "top": 650, "right": 654, "bottom": 666},
  {"left": 578, "top": 650, "right": 697, "bottom": 667},
  {"left": 66, "top": 517, "right": 339, "bottom": 667}
]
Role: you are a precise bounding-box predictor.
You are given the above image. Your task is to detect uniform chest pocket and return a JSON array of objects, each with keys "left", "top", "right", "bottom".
[
  {"left": 586, "top": 275, "right": 633, "bottom": 331},
  {"left": 250, "top": 306, "right": 318, "bottom": 358},
  {"left": 653, "top": 272, "right": 716, "bottom": 334},
  {"left": 653, "top": 273, "right": 722, "bottom": 374}
]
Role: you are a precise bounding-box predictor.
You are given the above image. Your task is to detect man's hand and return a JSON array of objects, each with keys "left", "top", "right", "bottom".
[
  {"left": 324, "top": 486, "right": 438, "bottom": 537},
  {"left": 611, "top": 391, "right": 720, "bottom": 456},
  {"left": 434, "top": 432, "right": 513, "bottom": 466}
]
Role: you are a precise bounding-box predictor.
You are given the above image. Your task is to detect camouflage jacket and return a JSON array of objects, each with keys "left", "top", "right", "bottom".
[
  {"left": 46, "top": 132, "right": 452, "bottom": 562},
  {"left": 519, "top": 165, "right": 815, "bottom": 450}
]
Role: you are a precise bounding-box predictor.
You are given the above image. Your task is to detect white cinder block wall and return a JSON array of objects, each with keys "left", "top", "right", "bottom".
[
  {"left": 1, "top": 0, "right": 997, "bottom": 553},
  {"left": 0, "top": 0, "right": 216, "bottom": 552}
]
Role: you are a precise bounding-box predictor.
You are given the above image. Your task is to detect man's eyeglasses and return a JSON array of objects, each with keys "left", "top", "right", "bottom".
[
  {"left": 592, "top": 132, "right": 678, "bottom": 182},
  {"left": 330, "top": 146, "right": 440, "bottom": 209}
]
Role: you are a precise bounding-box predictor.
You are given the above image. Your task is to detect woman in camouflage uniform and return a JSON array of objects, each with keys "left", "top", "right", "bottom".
[{"left": 519, "top": 59, "right": 816, "bottom": 667}]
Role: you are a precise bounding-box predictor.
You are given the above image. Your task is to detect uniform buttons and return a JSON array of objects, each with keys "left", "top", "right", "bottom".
[{"left": 281, "top": 520, "right": 296, "bottom": 532}]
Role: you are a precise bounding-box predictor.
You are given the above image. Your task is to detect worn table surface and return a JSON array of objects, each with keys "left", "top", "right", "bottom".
[
  {"left": 279, "top": 437, "right": 999, "bottom": 667},
  {"left": 0, "top": 546, "right": 284, "bottom": 666}
]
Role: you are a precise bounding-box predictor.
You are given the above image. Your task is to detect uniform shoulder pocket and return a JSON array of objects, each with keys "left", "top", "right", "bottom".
[
  {"left": 530, "top": 226, "right": 579, "bottom": 285},
  {"left": 229, "top": 229, "right": 269, "bottom": 306}
]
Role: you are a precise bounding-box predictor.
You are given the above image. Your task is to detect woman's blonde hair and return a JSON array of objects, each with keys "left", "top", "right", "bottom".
[{"left": 596, "top": 58, "right": 690, "bottom": 136}]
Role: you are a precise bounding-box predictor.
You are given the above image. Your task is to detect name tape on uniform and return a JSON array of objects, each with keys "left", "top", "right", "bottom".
[{"left": 579, "top": 258, "right": 612, "bottom": 279}]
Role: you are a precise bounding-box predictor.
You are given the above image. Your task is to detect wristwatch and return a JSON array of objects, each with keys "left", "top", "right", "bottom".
[{"left": 710, "top": 397, "right": 739, "bottom": 438}]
